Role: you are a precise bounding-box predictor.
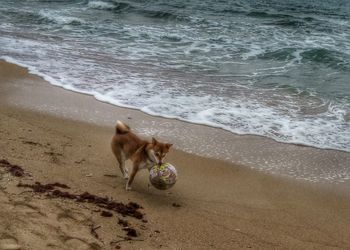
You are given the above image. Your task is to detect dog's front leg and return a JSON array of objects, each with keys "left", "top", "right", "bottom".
[{"left": 126, "top": 163, "right": 139, "bottom": 191}]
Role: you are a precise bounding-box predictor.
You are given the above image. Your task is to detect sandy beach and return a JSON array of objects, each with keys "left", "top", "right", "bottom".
[{"left": 1, "top": 60, "right": 350, "bottom": 249}]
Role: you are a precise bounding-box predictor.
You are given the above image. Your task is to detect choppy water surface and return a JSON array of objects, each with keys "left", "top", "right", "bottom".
[{"left": 0, "top": 0, "right": 349, "bottom": 152}]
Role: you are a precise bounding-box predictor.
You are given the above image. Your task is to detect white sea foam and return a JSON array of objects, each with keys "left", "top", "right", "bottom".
[
  {"left": 38, "top": 10, "right": 85, "bottom": 25},
  {"left": 241, "top": 44, "right": 265, "bottom": 60},
  {"left": 3, "top": 48, "right": 349, "bottom": 154},
  {"left": 1, "top": 27, "right": 349, "bottom": 153},
  {"left": 87, "top": 1, "right": 115, "bottom": 10}
]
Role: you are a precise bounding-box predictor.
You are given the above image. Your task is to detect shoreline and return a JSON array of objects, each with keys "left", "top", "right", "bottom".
[
  {"left": 1, "top": 56, "right": 349, "bottom": 154},
  {"left": 1, "top": 59, "right": 350, "bottom": 249},
  {"left": 1, "top": 59, "right": 350, "bottom": 187}
]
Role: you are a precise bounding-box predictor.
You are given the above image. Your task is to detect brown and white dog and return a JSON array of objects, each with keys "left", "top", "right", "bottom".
[{"left": 111, "top": 121, "right": 172, "bottom": 191}]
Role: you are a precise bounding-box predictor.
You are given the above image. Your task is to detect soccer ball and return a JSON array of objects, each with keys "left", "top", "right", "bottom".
[{"left": 149, "top": 163, "right": 178, "bottom": 190}]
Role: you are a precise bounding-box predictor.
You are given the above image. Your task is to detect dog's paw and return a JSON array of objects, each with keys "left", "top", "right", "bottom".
[{"left": 125, "top": 185, "right": 132, "bottom": 191}]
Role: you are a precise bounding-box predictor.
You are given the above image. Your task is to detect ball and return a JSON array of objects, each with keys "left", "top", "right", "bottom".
[{"left": 149, "top": 163, "right": 178, "bottom": 190}]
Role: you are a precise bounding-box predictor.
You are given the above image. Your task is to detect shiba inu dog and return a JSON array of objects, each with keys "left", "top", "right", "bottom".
[{"left": 111, "top": 121, "right": 173, "bottom": 191}]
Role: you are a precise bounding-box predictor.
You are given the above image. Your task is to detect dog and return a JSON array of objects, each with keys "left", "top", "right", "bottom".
[{"left": 111, "top": 121, "right": 173, "bottom": 190}]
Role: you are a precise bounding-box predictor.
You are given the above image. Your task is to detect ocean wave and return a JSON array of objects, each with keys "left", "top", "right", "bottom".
[
  {"left": 300, "top": 48, "right": 349, "bottom": 69},
  {"left": 1, "top": 10, "right": 46, "bottom": 25},
  {"left": 257, "top": 48, "right": 297, "bottom": 60},
  {"left": 264, "top": 19, "right": 306, "bottom": 27},
  {"left": 88, "top": 0, "right": 133, "bottom": 11},
  {"left": 0, "top": 9, "right": 84, "bottom": 26},
  {"left": 87, "top": 1, "right": 115, "bottom": 10},
  {"left": 160, "top": 35, "right": 182, "bottom": 42},
  {"left": 247, "top": 11, "right": 293, "bottom": 19},
  {"left": 141, "top": 9, "right": 187, "bottom": 21},
  {"left": 220, "top": 9, "right": 246, "bottom": 15},
  {"left": 87, "top": 1, "right": 186, "bottom": 21},
  {"left": 38, "top": 10, "right": 85, "bottom": 25},
  {"left": 255, "top": 47, "right": 349, "bottom": 70}
]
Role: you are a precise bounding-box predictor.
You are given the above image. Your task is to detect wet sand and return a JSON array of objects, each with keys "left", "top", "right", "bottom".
[
  {"left": 2, "top": 61, "right": 350, "bottom": 186},
  {"left": 1, "top": 60, "right": 350, "bottom": 249}
]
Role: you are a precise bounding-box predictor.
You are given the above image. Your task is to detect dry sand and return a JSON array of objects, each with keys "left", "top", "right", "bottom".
[{"left": 1, "top": 61, "right": 350, "bottom": 249}]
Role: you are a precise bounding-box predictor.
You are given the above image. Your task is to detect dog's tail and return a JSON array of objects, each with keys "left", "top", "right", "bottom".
[{"left": 115, "top": 120, "right": 130, "bottom": 134}]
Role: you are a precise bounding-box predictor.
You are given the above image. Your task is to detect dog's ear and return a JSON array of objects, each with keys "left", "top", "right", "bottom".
[
  {"left": 165, "top": 143, "right": 173, "bottom": 149},
  {"left": 152, "top": 137, "right": 158, "bottom": 145}
]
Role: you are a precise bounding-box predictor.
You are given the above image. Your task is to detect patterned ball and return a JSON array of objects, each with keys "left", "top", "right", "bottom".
[{"left": 149, "top": 163, "right": 178, "bottom": 190}]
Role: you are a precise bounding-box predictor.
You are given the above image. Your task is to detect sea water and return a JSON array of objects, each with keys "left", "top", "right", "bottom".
[{"left": 0, "top": 0, "right": 349, "bottom": 153}]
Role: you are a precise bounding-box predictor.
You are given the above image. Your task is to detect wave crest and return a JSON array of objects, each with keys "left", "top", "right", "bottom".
[
  {"left": 299, "top": 48, "right": 349, "bottom": 70},
  {"left": 38, "top": 10, "right": 85, "bottom": 25},
  {"left": 88, "top": 1, "right": 115, "bottom": 10}
]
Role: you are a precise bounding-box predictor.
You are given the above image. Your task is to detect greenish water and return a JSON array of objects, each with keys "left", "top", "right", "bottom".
[{"left": 0, "top": 0, "right": 349, "bottom": 151}]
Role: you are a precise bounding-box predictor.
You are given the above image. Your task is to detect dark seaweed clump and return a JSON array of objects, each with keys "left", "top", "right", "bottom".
[
  {"left": 0, "top": 159, "right": 26, "bottom": 177},
  {"left": 17, "top": 181, "right": 144, "bottom": 219}
]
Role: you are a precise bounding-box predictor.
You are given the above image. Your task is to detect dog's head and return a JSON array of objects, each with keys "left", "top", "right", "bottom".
[{"left": 147, "top": 137, "right": 172, "bottom": 166}]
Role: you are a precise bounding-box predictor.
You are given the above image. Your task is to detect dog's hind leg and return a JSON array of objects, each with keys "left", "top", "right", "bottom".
[
  {"left": 126, "top": 163, "right": 139, "bottom": 191},
  {"left": 112, "top": 146, "right": 129, "bottom": 179},
  {"left": 118, "top": 151, "right": 129, "bottom": 179}
]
